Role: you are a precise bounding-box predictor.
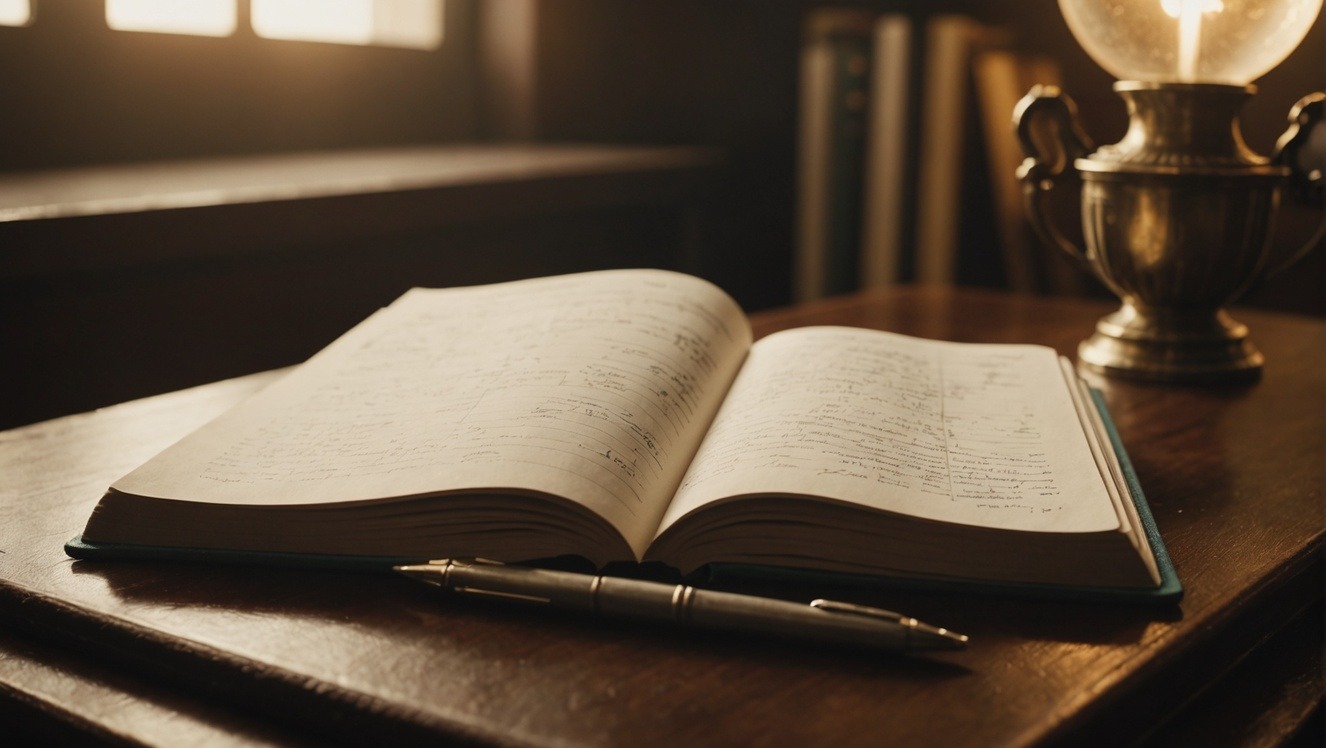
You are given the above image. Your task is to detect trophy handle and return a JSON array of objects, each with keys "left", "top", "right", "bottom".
[
  {"left": 1014, "top": 85, "right": 1096, "bottom": 272},
  {"left": 1265, "top": 91, "right": 1326, "bottom": 279}
]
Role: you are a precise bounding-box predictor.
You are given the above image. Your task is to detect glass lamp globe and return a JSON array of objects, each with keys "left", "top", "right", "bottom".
[{"left": 1058, "top": 0, "right": 1323, "bottom": 84}]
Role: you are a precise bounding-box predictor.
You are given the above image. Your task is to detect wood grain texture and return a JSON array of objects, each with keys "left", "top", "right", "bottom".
[
  {"left": 0, "top": 624, "right": 316, "bottom": 747},
  {"left": 0, "top": 287, "right": 1321, "bottom": 746}
]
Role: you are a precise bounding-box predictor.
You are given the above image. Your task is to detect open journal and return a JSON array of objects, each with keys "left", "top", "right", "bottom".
[{"left": 69, "top": 269, "right": 1178, "bottom": 600}]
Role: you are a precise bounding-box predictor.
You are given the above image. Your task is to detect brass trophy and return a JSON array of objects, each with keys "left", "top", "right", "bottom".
[
  {"left": 1014, "top": 0, "right": 1325, "bottom": 383},
  {"left": 1016, "top": 84, "right": 1323, "bottom": 382}
]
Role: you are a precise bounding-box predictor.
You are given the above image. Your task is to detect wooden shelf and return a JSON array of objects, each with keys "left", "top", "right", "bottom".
[
  {"left": 0, "top": 143, "right": 723, "bottom": 428},
  {"left": 0, "top": 144, "right": 721, "bottom": 281}
]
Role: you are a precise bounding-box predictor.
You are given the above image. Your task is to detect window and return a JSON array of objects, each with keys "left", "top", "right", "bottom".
[
  {"left": 106, "top": 0, "right": 236, "bottom": 36},
  {"left": 102, "top": 0, "right": 442, "bottom": 48},
  {"left": 253, "top": 0, "right": 442, "bottom": 49},
  {"left": 0, "top": 0, "right": 477, "bottom": 172},
  {"left": 0, "top": 0, "right": 30, "bottom": 27}
]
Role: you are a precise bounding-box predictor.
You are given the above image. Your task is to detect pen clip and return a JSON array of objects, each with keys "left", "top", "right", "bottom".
[
  {"left": 809, "top": 599, "right": 905, "bottom": 622},
  {"left": 453, "top": 587, "right": 552, "bottom": 605},
  {"left": 812, "top": 599, "right": 970, "bottom": 648}
]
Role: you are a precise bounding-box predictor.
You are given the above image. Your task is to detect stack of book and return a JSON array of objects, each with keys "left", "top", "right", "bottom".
[{"left": 794, "top": 9, "right": 1081, "bottom": 300}]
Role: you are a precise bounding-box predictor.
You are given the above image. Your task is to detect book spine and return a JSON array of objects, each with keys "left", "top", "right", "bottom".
[
  {"left": 914, "top": 15, "right": 978, "bottom": 286},
  {"left": 794, "top": 10, "right": 875, "bottom": 301},
  {"left": 859, "top": 15, "right": 913, "bottom": 289}
]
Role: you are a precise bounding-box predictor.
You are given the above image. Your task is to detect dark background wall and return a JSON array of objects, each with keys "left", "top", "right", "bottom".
[
  {"left": 0, "top": 0, "right": 483, "bottom": 168},
  {"left": 7, "top": 1, "right": 1321, "bottom": 308},
  {"left": 1, "top": 0, "right": 1322, "bottom": 428},
  {"left": 495, "top": 0, "right": 1325, "bottom": 311}
]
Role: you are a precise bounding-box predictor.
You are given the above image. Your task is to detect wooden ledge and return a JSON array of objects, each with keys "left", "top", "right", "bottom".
[{"left": 0, "top": 144, "right": 722, "bottom": 281}]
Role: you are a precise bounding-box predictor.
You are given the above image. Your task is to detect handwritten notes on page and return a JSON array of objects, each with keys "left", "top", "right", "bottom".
[
  {"left": 115, "top": 270, "right": 752, "bottom": 553},
  {"left": 662, "top": 327, "right": 1121, "bottom": 534}
]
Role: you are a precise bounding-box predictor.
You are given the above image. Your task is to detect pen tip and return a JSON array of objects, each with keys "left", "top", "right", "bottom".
[{"left": 911, "top": 622, "right": 970, "bottom": 650}]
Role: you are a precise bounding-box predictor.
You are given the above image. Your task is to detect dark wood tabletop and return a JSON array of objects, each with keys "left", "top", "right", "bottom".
[{"left": 1, "top": 286, "right": 1322, "bottom": 746}]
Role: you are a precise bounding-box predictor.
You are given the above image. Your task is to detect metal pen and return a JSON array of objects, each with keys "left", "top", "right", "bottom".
[{"left": 394, "top": 558, "right": 968, "bottom": 653}]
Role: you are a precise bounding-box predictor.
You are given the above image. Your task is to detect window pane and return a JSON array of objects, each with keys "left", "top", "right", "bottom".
[
  {"left": 252, "top": 0, "right": 443, "bottom": 49},
  {"left": 107, "top": 0, "right": 237, "bottom": 37},
  {"left": 0, "top": 0, "right": 30, "bottom": 27}
]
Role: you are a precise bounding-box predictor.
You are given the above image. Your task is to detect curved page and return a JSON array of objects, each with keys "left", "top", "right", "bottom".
[
  {"left": 110, "top": 270, "right": 752, "bottom": 560},
  {"left": 659, "top": 327, "right": 1121, "bottom": 537}
]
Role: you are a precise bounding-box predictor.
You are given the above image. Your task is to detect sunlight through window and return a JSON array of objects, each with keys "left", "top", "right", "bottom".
[
  {"left": 106, "top": 0, "right": 237, "bottom": 37},
  {"left": 0, "top": 0, "right": 31, "bottom": 27},
  {"left": 253, "top": 0, "right": 442, "bottom": 49}
]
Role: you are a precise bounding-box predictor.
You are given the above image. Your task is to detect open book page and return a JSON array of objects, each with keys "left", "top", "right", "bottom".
[
  {"left": 658, "top": 326, "right": 1121, "bottom": 537},
  {"left": 113, "top": 270, "right": 752, "bottom": 557}
]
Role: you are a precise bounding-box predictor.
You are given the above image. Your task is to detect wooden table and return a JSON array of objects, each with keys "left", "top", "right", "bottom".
[{"left": 2, "top": 286, "right": 1322, "bottom": 746}]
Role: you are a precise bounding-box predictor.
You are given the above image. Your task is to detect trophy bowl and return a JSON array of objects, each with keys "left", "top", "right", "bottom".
[{"left": 1015, "top": 83, "right": 1324, "bottom": 383}]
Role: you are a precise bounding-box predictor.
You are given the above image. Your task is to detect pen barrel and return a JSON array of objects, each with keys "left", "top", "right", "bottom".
[{"left": 444, "top": 564, "right": 913, "bottom": 651}]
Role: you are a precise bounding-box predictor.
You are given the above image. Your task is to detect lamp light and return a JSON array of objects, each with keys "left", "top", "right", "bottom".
[{"left": 1015, "top": 0, "right": 1325, "bottom": 382}]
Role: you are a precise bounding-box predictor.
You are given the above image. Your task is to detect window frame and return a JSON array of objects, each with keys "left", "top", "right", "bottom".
[{"left": 0, "top": 0, "right": 478, "bottom": 173}]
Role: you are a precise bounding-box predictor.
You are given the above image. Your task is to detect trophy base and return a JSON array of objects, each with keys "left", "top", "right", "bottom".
[{"left": 1077, "top": 303, "right": 1263, "bottom": 384}]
